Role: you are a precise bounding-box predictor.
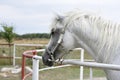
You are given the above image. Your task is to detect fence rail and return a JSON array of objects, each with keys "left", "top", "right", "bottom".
[
  {"left": 13, "top": 44, "right": 45, "bottom": 66},
  {"left": 21, "top": 48, "right": 120, "bottom": 80},
  {"left": 62, "top": 60, "right": 120, "bottom": 70},
  {"left": 21, "top": 48, "right": 84, "bottom": 80}
]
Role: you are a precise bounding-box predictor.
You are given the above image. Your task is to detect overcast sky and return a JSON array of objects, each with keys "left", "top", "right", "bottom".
[{"left": 0, "top": 0, "right": 120, "bottom": 34}]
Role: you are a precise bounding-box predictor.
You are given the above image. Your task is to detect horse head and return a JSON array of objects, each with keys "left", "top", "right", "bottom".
[{"left": 42, "top": 14, "right": 76, "bottom": 66}]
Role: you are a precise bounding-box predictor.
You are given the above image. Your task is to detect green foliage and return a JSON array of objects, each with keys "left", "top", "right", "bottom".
[
  {"left": 0, "top": 24, "right": 15, "bottom": 64},
  {"left": 0, "top": 32, "right": 3, "bottom": 38},
  {"left": 17, "top": 33, "right": 50, "bottom": 39},
  {"left": 0, "top": 32, "right": 50, "bottom": 39},
  {"left": 1, "top": 24, "right": 15, "bottom": 44},
  {"left": 0, "top": 24, "right": 50, "bottom": 39}
]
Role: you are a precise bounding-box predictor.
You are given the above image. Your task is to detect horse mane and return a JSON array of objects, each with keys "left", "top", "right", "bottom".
[
  {"left": 90, "top": 16, "right": 120, "bottom": 63},
  {"left": 51, "top": 10, "right": 120, "bottom": 63}
]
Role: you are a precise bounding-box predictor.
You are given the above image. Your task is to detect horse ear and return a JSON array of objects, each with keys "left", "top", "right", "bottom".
[
  {"left": 84, "top": 15, "right": 89, "bottom": 18},
  {"left": 55, "top": 13, "right": 64, "bottom": 23}
]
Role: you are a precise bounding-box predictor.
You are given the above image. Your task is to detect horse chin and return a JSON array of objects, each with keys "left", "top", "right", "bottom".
[
  {"left": 42, "top": 54, "right": 54, "bottom": 66},
  {"left": 45, "top": 61, "right": 54, "bottom": 67}
]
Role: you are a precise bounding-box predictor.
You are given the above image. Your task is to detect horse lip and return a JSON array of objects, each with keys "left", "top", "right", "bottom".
[{"left": 42, "top": 56, "right": 54, "bottom": 67}]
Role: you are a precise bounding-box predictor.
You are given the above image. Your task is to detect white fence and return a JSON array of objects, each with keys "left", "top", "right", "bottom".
[
  {"left": 13, "top": 44, "right": 45, "bottom": 66},
  {"left": 32, "top": 56, "right": 120, "bottom": 80},
  {"left": 22, "top": 48, "right": 85, "bottom": 80},
  {"left": 21, "top": 48, "right": 120, "bottom": 80}
]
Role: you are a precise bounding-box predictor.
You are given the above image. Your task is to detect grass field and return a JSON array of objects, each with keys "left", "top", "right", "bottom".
[
  {"left": 0, "top": 38, "right": 106, "bottom": 80},
  {"left": 0, "top": 38, "right": 48, "bottom": 65}
]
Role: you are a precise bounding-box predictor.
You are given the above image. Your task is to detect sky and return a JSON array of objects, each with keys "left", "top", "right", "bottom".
[{"left": 0, "top": 0, "right": 120, "bottom": 34}]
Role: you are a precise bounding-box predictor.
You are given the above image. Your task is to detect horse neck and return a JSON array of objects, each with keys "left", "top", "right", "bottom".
[
  {"left": 70, "top": 17, "right": 117, "bottom": 63},
  {"left": 70, "top": 21, "right": 99, "bottom": 62},
  {"left": 88, "top": 17, "right": 120, "bottom": 63}
]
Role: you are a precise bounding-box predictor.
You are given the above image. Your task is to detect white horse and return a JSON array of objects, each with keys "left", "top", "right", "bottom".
[{"left": 42, "top": 10, "right": 120, "bottom": 80}]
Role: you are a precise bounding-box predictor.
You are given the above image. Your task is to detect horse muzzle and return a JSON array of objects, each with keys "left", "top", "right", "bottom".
[{"left": 42, "top": 51, "right": 54, "bottom": 66}]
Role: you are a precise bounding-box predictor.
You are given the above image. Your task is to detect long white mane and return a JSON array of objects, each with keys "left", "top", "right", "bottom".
[{"left": 51, "top": 10, "right": 120, "bottom": 63}]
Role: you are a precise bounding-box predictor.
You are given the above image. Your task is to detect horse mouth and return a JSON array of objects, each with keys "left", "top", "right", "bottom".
[
  {"left": 42, "top": 50, "right": 64, "bottom": 67},
  {"left": 42, "top": 56, "right": 54, "bottom": 67}
]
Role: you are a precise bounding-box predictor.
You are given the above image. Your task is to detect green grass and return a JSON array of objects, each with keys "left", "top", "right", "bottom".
[
  {"left": 24, "top": 66, "right": 105, "bottom": 80},
  {"left": 34, "top": 50, "right": 105, "bottom": 80},
  {"left": 0, "top": 45, "right": 45, "bottom": 65},
  {"left": 0, "top": 39, "right": 106, "bottom": 80}
]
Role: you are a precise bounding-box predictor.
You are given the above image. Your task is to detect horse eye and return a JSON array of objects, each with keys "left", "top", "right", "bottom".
[
  {"left": 52, "top": 31, "right": 55, "bottom": 34},
  {"left": 50, "top": 31, "right": 55, "bottom": 36}
]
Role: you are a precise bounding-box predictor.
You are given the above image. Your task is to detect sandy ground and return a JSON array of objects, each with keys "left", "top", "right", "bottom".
[
  {"left": 73, "top": 77, "right": 106, "bottom": 80},
  {"left": 84, "top": 77, "right": 106, "bottom": 80}
]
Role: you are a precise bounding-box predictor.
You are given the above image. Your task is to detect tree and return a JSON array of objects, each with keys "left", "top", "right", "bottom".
[
  {"left": 1, "top": 24, "right": 15, "bottom": 45},
  {"left": 0, "top": 32, "right": 3, "bottom": 38},
  {"left": 1, "top": 24, "right": 15, "bottom": 64}
]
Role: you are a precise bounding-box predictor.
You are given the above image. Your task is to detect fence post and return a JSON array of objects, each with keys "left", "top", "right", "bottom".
[
  {"left": 90, "top": 67, "right": 93, "bottom": 80},
  {"left": 32, "top": 55, "right": 40, "bottom": 80},
  {"left": 13, "top": 44, "right": 16, "bottom": 66},
  {"left": 80, "top": 49, "right": 84, "bottom": 80},
  {"left": 21, "top": 54, "right": 25, "bottom": 80}
]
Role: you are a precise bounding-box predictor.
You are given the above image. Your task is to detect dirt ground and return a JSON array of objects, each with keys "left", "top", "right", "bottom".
[
  {"left": 84, "top": 77, "right": 106, "bottom": 80},
  {"left": 72, "top": 77, "right": 106, "bottom": 80},
  {"left": 0, "top": 72, "right": 20, "bottom": 80}
]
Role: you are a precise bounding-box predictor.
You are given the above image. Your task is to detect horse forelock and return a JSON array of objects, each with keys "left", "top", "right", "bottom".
[
  {"left": 50, "top": 15, "right": 63, "bottom": 31},
  {"left": 50, "top": 10, "right": 91, "bottom": 31}
]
